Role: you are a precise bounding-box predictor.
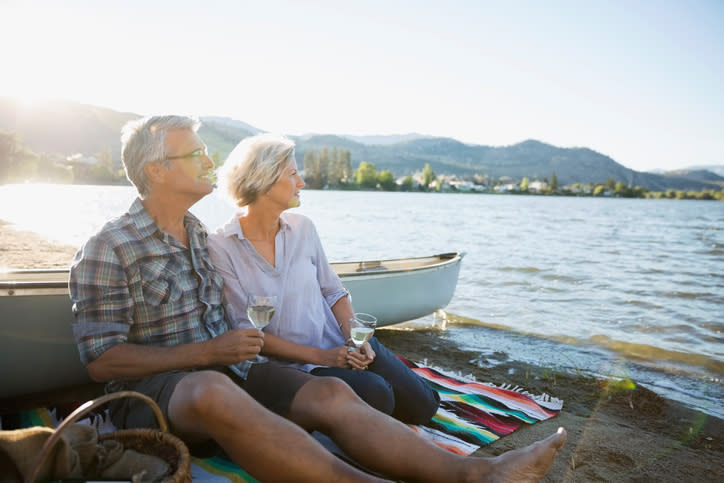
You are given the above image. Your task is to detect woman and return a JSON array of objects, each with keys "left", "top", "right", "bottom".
[{"left": 207, "top": 133, "right": 440, "bottom": 424}]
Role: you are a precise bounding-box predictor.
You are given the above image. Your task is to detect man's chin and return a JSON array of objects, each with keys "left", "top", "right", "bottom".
[{"left": 288, "top": 198, "right": 300, "bottom": 208}]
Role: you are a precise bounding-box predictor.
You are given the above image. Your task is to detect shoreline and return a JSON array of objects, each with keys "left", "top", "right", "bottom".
[
  {"left": 376, "top": 330, "right": 723, "bottom": 481},
  {"left": 2, "top": 220, "right": 722, "bottom": 481},
  {"left": 0, "top": 220, "right": 79, "bottom": 269}
]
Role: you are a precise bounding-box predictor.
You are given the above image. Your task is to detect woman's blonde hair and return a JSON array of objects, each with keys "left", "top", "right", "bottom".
[{"left": 217, "top": 133, "right": 296, "bottom": 207}]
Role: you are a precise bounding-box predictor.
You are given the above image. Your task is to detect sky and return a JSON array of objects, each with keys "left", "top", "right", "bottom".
[{"left": 2, "top": 0, "right": 723, "bottom": 172}]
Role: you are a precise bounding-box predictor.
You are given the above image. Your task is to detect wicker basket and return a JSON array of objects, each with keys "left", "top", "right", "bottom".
[{"left": 25, "top": 390, "right": 191, "bottom": 482}]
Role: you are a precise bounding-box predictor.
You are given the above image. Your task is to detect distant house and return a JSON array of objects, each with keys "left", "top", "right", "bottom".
[
  {"left": 528, "top": 181, "right": 547, "bottom": 193},
  {"left": 65, "top": 153, "right": 99, "bottom": 166},
  {"left": 65, "top": 153, "right": 100, "bottom": 180},
  {"left": 494, "top": 183, "right": 519, "bottom": 193},
  {"left": 449, "top": 179, "right": 481, "bottom": 192}
]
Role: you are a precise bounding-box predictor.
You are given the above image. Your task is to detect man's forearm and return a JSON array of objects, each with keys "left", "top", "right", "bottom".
[{"left": 86, "top": 341, "right": 211, "bottom": 382}]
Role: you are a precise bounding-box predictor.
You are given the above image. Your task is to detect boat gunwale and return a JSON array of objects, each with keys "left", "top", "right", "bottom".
[
  {"left": 0, "top": 252, "right": 464, "bottom": 289},
  {"left": 333, "top": 252, "right": 463, "bottom": 278}
]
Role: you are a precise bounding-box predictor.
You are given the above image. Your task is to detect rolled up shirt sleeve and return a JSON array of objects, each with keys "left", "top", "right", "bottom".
[{"left": 69, "top": 236, "right": 132, "bottom": 365}]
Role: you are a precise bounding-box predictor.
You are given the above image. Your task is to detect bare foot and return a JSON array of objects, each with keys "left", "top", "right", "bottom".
[{"left": 482, "top": 427, "right": 567, "bottom": 483}]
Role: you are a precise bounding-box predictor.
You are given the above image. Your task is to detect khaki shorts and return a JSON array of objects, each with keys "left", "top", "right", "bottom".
[{"left": 106, "top": 361, "right": 312, "bottom": 431}]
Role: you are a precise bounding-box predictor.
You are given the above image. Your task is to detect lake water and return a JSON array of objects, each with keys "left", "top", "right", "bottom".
[{"left": 1, "top": 184, "right": 722, "bottom": 418}]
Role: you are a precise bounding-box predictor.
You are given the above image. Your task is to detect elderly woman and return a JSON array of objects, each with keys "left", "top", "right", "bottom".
[{"left": 207, "top": 133, "right": 440, "bottom": 424}]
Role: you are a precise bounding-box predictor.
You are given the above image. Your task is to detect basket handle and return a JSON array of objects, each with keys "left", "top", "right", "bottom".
[{"left": 25, "top": 390, "right": 169, "bottom": 483}]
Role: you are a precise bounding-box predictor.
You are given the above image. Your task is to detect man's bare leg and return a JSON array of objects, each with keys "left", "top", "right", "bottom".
[
  {"left": 167, "top": 371, "right": 385, "bottom": 482},
  {"left": 288, "top": 377, "right": 567, "bottom": 482}
]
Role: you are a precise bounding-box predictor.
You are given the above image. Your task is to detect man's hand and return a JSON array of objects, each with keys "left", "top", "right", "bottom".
[{"left": 208, "top": 328, "right": 264, "bottom": 365}]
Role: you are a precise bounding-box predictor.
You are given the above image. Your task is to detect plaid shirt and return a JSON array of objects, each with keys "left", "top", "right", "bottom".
[{"left": 69, "top": 198, "right": 252, "bottom": 378}]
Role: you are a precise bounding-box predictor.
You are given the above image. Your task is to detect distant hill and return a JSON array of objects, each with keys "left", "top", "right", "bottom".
[
  {"left": 198, "top": 117, "right": 258, "bottom": 158},
  {"left": 0, "top": 98, "right": 258, "bottom": 162},
  {"left": 0, "top": 98, "right": 137, "bottom": 160},
  {"left": 338, "top": 133, "right": 432, "bottom": 145},
  {"left": 200, "top": 116, "right": 264, "bottom": 135},
  {"left": 294, "top": 136, "right": 722, "bottom": 191},
  {"left": 0, "top": 98, "right": 721, "bottom": 192},
  {"left": 682, "top": 165, "right": 724, "bottom": 177}
]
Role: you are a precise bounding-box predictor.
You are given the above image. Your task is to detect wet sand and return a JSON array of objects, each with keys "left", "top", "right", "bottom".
[
  {"left": 2, "top": 220, "right": 722, "bottom": 482},
  {"left": 376, "top": 330, "right": 722, "bottom": 482}
]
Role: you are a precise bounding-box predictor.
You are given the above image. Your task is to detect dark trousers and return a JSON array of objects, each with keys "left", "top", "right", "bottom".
[{"left": 311, "top": 337, "right": 440, "bottom": 424}]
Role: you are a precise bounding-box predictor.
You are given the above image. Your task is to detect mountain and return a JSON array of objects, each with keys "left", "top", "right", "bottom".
[
  {"left": 0, "top": 97, "right": 137, "bottom": 159},
  {"left": 0, "top": 99, "right": 261, "bottom": 162},
  {"left": 682, "top": 165, "right": 724, "bottom": 177},
  {"left": 338, "top": 133, "right": 432, "bottom": 145},
  {"left": 294, "top": 136, "right": 721, "bottom": 191},
  {"left": 0, "top": 98, "right": 721, "bottom": 192},
  {"left": 200, "top": 116, "right": 263, "bottom": 135},
  {"left": 198, "top": 117, "right": 259, "bottom": 158}
]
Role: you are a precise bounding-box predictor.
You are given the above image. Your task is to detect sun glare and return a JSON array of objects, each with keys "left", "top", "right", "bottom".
[{"left": 10, "top": 93, "right": 56, "bottom": 108}]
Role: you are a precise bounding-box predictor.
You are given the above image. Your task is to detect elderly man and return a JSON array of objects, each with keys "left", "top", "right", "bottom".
[{"left": 69, "top": 115, "right": 566, "bottom": 482}]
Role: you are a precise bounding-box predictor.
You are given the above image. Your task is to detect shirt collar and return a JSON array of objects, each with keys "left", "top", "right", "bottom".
[
  {"left": 128, "top": 197, "right": 206, "bottom": 240},
  {"left": 220, "top": 212, "right": 292, "bottom": 240}
]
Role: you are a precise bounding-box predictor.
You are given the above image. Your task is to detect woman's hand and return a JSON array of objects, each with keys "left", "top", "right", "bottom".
[
  {"left": 346, "top": 341, "right": 375, "bottom": 370},
  {"left": 317, "top": 346, "right": 355, "bottom": 368},
  {"left": 360, "top": 341, "right": 376, "bottom": 361}
]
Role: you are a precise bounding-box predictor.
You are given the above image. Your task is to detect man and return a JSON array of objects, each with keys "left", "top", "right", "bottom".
[{"left": 70, "top": 115, "right": 566, "bottom": 482}]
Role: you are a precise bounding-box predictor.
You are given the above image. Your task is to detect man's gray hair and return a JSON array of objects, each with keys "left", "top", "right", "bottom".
[
  {"left": 121, "top": 115, "right": 200, "bottom": 197},
  {"left": 217, "top": 133, "right": 296, "bottom": 207}
]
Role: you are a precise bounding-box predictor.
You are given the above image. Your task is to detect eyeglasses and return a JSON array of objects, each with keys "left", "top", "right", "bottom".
[{"left": 165, "top": 147, "right": 209, "bottom": 162}]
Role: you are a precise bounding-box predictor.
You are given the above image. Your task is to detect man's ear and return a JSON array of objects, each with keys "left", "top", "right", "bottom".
[{"left": 144, "top": 161, "right": 167, "bottom": 185}]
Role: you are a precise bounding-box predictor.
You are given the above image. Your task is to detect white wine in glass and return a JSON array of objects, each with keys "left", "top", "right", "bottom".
[
  {"left": 247, "top": 294, "right": 277, "bottom": 362},
  {"left": 350, "top": 313, "right": 377, "bottom": 348}
]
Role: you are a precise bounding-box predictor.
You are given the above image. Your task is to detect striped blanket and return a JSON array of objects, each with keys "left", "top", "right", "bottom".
[
  {"left": 2, "top": 359, "right": 561, "bottom": 481},
  {"left": 399, "top": 357, "right": 562, "bottom": 455}
]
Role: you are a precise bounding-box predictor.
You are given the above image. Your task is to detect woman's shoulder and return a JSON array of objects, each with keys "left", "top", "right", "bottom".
[
  {"left": 207, "top": 216, "right": 242, "bottom": 251},
  {"left": 282, "top": 212, "right": 316, "bottom": 231}
]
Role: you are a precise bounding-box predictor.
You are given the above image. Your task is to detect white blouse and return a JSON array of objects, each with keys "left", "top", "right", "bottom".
[{"left": 207, "top": 212, "right": 349, "bottom": 372}]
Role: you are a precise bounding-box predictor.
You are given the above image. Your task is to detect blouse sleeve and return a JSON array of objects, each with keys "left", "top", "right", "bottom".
[
  {"left": 207, "top": 236, "right": 255, "bottom": 330},
  {"left": 307, "top": 220, "right": 349, "bottom": 308}
]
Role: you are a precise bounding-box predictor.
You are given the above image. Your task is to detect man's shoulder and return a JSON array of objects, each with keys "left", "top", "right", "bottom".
[
  {"left": 73, "top": 211, "right": 146, "bottom": 265},
  {"left": 91, "top": 212, "right": 142, "bottom": 248}
]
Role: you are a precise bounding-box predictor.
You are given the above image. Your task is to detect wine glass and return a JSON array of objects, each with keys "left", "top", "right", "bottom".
[
  {"left": 246, "top": 294, "right": 277, "bottom": 363},
  {"left": 349, "top": 313, "right": 377, "bottom": 349}
]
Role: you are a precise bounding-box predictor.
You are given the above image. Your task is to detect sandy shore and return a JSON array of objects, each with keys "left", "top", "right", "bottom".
[
  {"left": 377, "top": 330, "right": 722, "bottom": 482},
  {"left": 0, "top": 220, "right": 78, "bottom": 269},
  {"left": 2, "top": 220, "right": 721, "bottom": 482}
]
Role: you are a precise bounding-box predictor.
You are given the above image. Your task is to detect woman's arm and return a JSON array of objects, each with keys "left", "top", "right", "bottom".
[
  {"left": 331, "top": 294, "right": 355, "bottom": 341},
  {"left": 262, "top": 332, "right": 351, "bottom": 368},
  {"left": 331, "top": 296, "right": 376, "bottom": 367}
]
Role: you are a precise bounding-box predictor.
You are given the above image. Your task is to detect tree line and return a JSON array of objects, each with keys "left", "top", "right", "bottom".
[
  {"left": 2, "top": 134, "right": 722, "bottom": 200},
  {"left": 0, "top": 131, "right": 125, "bottom": 185},
  {"left": 302, "top": 148, "right": 438, "bottom": 192}
]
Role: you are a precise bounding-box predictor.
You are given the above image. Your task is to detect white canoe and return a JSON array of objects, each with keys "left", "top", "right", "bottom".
[
  {"left": 335, "top": 252, "right": 464, "bottom": 326},
  {"left": 0, "top": 252, "right": 463, "bottom": 399}
]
